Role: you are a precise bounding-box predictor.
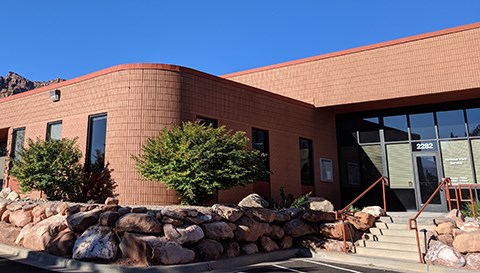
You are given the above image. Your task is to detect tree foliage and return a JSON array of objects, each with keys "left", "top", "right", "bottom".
[
  {"left": 134, "top": 121, "right": 270, "bottom": 205},
  {"left": 10, "top": 138, "right": 84, "bottom": 200}
]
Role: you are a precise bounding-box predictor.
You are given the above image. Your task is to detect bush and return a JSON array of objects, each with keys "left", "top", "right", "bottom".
[
  {"left": 134, "top": 121, "right": 270, "bottom": 205},
  {"left": 462, "top": 200, "right": 480, "bottom": 218},
  {"left": 274, "top": 187, "right": 311, "bottom": 209},
  {"left": 75, "top": 162, "right": 117, "bottom": 204},
  {"left": 10, "top": 138, "right": 84, "bottom": 200}
]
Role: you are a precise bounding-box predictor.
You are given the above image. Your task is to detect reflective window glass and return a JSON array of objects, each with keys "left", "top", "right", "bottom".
[
  {"left": 359, "top": 117, "right": 380, "bottom": 143},
  {"left": 436, "top": 110, "right": 466, "bottom": 139},
  {"left": 87, "top": 114, "right": 107, "bottom": 171},
  {"left": 409, "top": 113, "right": 436, "bottom": 140},
  {"left": 467, "top": 108, "right": 480, "bottom": 137},
  {"left": 384, "top": 115, "right": 408, "bottom": 141},
  {"left": 46, "top": 121, "right": 62, "bottom": 140},
  {"left": 299, "top": 138, "right": 314, "bottom": 185}
]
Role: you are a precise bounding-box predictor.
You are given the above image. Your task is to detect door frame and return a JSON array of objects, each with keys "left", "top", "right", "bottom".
[{"left": 412, "top": 152, "right": 446, "bottom": 212}]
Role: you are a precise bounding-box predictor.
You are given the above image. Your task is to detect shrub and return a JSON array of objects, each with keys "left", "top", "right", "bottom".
[
  {"left": 75, "top": 162, "right": 117, "bottom": 204},
  {"left": 275, "top": 187, "right": 311, "bottom": 209},
  {"left": 462, "top": 200, "right": 480, "bottom": 218},
  {"left": 10, "top": 138, "right": 84, "bottom": 200},
  {"left": 134, "top": 121, "right": 270, "bottom": 205}
]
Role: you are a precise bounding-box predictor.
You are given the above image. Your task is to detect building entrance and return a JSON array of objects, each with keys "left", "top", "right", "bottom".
[{"left": 413, "top": 153, "right": 445, "bottom": 212}]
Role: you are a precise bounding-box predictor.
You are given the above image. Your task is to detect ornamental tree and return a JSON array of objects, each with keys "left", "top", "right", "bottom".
[
  {"left": 134, "top": 121, "right": 270, "bottom": 205},
  {"left": 10, "top": 138, "right": 84, "bottom": 200}
]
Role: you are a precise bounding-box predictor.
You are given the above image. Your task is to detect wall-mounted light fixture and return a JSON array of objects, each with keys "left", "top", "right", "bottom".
[{"left": 49, "top": 89, "right": 61, "bottom": 102}]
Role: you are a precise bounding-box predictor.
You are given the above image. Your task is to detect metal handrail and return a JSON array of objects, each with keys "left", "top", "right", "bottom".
[
  {"left": 450, "top": 183, "right": 479, "bottom": 220},
  {"left": 336, "top": 176, "right": 389, "bottom": 253},
  {"left": 408, "top": 177, "right": 452, "bottom": 264}
]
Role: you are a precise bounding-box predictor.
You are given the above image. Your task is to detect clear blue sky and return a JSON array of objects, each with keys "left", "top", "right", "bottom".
[{"left": 2, "top": 1, "right": 479, "bottom": 81}]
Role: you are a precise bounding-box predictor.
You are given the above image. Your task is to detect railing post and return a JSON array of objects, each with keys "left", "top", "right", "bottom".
[
  {"left": 469, "top": 185, "right": 476, "bottom": 220},
  {"left": 446, "top": 178, "right": 452, "bottom": 211},
  {"left": 382, "top": 177, "right": 388, "bottom": 214},
  {"left": 454, "top": 185, "right": 461, "bottom": 211}
]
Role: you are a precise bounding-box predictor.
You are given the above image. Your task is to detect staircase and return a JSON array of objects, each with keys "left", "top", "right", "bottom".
[{"left": 354, "top": 212, "right": 447, "bottom": 262}]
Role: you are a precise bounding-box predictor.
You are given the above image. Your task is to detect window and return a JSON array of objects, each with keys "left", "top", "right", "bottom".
[
  {"left": 467, "top": 108, "right": 480, "bottom": 137},
  {"left": 196, "top": 116, "right": 218, "bottom": 128},
  {"left": 299, "top": 138, "right": 314, "bottom": 185},
  {"left": 359, "top": 117, "right": 380, "bottom": 143},
  {"left": 320, "top": 158, "right": 333, "bottom": 182},
  {"left": 46, "top": 121, "right": 62, "bottom": 140},
  {"left": 11, "top": 128, "right": 25, "bottom": 161},
  {"left": 86, "top": 114, "right": 107, "bottom": 171},
  {"left": 409, "top": 113, "right": 436, "bottom": 140},
  {"left": 436, "top": 110, "right": 466, "bottom": 139},
  {"left": 252, "top": 128, "right": 269, "bottom": 174},
  {"left": 384, "top": 115, "right": 408, "bottom": 141}
]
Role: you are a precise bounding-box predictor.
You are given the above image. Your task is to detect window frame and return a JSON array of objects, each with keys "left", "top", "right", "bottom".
[
  {"left": 10, "top": 127, "right": 26, "bottom": 162},
  {"left": 45, "top": 120, "right": 63, "bottom": 141},
  {"left": 299, "top": 137, "right": 314, "bottom": 185},
  {"left": 85, "top": 113, "right": 107, "bottom": 171},
  {"left": 252, "top": 127, "right": 270, "bottom": 179}
]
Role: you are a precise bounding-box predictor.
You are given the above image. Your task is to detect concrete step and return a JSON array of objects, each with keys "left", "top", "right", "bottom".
[
  {"left": 369, "top": 227, "right": 418, "bottom": 237},
  {"left": 374, "top": 222, "right": 434, "bottom": 230},
  {"left": 377, "top": 215, "right": 437, "bottom": 225},
  {"left": 354, "top": 246, "right": 419, "bottom": 261},
  {"left": 356, "top": 240, "right": 424, "bottom": 252},
  {"left": 363, "top": 233, "right": 422, "bottom": 244}
]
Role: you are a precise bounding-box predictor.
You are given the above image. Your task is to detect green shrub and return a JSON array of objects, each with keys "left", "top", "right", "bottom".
[
  {"left": 134, "top": 121, "right": 270, "bottom": 205},
  {"left": 274, "top": 187, "right": 311, "bottom": 209},
  {"left": 462, "top": 200, "right": 480, "bottom": 218},
  {"left": 10, "top": 138, "right": 84, "bottom": 200}
]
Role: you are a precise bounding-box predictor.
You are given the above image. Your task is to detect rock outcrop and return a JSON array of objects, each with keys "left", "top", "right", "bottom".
[{"left": 0, "top": 72, "right": 64, "bottom": 97}]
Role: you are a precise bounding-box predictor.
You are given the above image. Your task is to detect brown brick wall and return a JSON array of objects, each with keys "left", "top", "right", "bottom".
[
  {"left": 0, "top": 65, "right": 340, "bottom": 207},
  {"left": 226, "top": 25, "right": 480, "bottom": 108}
]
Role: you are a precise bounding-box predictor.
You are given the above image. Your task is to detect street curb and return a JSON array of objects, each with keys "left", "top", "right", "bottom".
[
  {"left": 0, "top": 243, "right": 307, "bottom": 273},
  {"left": 311, "top": 251, "right": 479, "bottom": 273}
]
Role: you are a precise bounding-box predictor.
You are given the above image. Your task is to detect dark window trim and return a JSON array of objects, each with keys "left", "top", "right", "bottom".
[
  {"left": 252, "top": 127, "right": 270, "bottom": 181},
  {"left": 196, "top": 115, "right": 218, "bottom": 128},
  {"left": 46, "top": 120, "right": 63, "bottom": 140},
  {"left": 300, "top": 137, "right": 314, "bottom": 185},
  {"left": 85, "top": 112, "right": 107, "bottom": 170},
  {"left": 10, "top": 127, "right": 26, "bottom": 161}
]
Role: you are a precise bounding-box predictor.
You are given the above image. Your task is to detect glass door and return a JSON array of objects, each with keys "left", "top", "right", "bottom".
[{"left": 413, "top": 153, "right": 445, "bottom": 211}]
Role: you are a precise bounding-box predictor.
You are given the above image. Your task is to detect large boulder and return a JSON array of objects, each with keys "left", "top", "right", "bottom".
[
  {"left": 163, "top": 224, "right": 204, "bottom": 245},
  {"left": 259, "top": 236, "right": 279, "bottom": 252},
  {"left": 453, "top": 230, "right": 480, "bottom": 253},
  {"left": 152, "top": 239, "right": 195, "bottom": 265},
  {"left": 308, "top": 197, "right": 334, "bottom": 212},
  {"left": 354, "top": 211, "right": 376, "bottom": 229},
  {"left": 0, "top": 221, "right": 21, "bottom": 245},
  {"left": 72, "top": 225, "right": 118, "bottom": 261},
  {"left": 1, "top": 210, "right": 10, "bottom": 222},
  {"left": 361, "top": 206, "right": 386, "bottom": 218},
  {"left": 466, "top": 253, "right": 480, "bottom": 271},
  {"left": 194, "top": 238, "right": 223, "bottom": 261},
  {"left": 425, "top": 240, "right": 465, "bottom": 268},
  {"left": 32, "top": 204, "right": 47, "bottom": 224},
  {"left": 270, "top": 225, "right": 285, "bottom": 240},
  {"left": 6, "top": 191, "right": 19, "bottom": 201},
  {"left": 234, "top": 216, "right": 272, "bottom": 242},
  {"left": 280, "top": 235, "right": 293, "bottom": 249},
  {"left": 245, "top": 208, "right": 276, "bottom": 223},
  {"left": 115, "top": 213, "right": 162, "bottom": 234},
  {"left": 99, "top": 211, "right": 119, "bottom": 227},
  {"left": 319, "top": 221, "right": 360, "bottom": 240},
  {"left": 202, "top": 221, "right": 234, "bottom": 240},
  {"left": 0, "top": 201, "right": 8, "bottom": 217},
  {"left": 240, "top": 242, "right": 258, "bottom": 255},
  {"left": 23, "top": 214, "right": 67, "bottom": 251},
  {"left": 283, "top": 218, "right": 316, "bottom": 237},
  {"left": 15, "top": 223, "right": 33, "bottom": 245},
  {"left": 67, "top": 209, "right": 102, "bottom": 232},
  {"left": 47, "top": 229, "right": 77, "bottom": 257},
  {"left": 223, "top": 241, "right": 240, "bottom": 258},
  {"left": 9, "top": 209, "right": 33, "bottom": 227},
  {"left": 238, "top": 194, "right": 269, "bottom": 208},
  {"left": 299, "top": 235, "right": 352, "bottom": 253},
  {"left": 435, "top": 222, "right": 455, "bottom": 235},
  {"left": 0, "top": 187, "right": 12, "bottom": 199},
  {"left": 212, "top": 204, "right": 244, "bottom": 222}
]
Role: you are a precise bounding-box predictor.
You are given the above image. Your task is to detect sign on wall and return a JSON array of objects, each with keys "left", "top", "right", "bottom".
[
  {"left": 320, "top": 158, "right": 333, "bottom": 182},
  {"left": 412, "top": 141, "right": 438, "bottom": 152}
]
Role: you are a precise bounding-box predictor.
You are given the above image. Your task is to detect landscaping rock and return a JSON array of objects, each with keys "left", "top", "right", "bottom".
[
  {"left": 117, "top": 206, "right": 130, "bottom": 216},
  {"left": 302, "top": 211, "right": 336, "bottom": 222},
  {"left": 161, "top": 208, "right": 198, "bottom": 220},
  {"left": 0, "top": 187, "right": 12, "bottom": 199},
  {"left": 6, "top": 191, "right": 19, "bottom": 201},
  {"left": 238, "top": 194, "right": 269, "bottom": 208},
  {"left": 56, "top": 202, "right": 69, "bottom": 215},
  {"left": 299, "top": 235, "right": 352, "bottom": 253},
  {"left": 119, "top": 233, "right": 159, "bottom": 266},
  {"left": 15, "top": 223, "right": 33, "bottom": 245},
  {"left": 115, "top": 213, "right": 162, "bottom": 234},
  {"left": 195, "top": 238, "right": 223, "bottom": 261},
  {"left": 270, "top": 225, "right": 285, "bottom": 240},
  {"left": 9, "top": 209, "right": 33, "bottom": 227},
  {"left": 0, "top": 221, "right": 21, "bottom": 245},
  {"left": 1, "top": 210, "right": 10, "bottom": 222},
  {"left": 223, "top": 241, "right": 240, "bottom": 258},
  {"left": 32, "top": 204, "right": 47, "bottom": 224},
  {"left": 354, "top": 211, "right": 376, "bottom": 229},
  {"left": 459, "top": 221, "right": 480, "bottom": 232},
  {"left": 280, "top": 235, "right": 293, "bottom": 249},
  {"left": 447, "top": 209, "right": 464, "bottom": 220},
  {"left": 437, "top": 234, "right": 454, "bottom": 246},
  {"left": 162, "top": 216, "right": 184, "bottom": 226},
  {"left": 425, "top": 240, "right": 465, "bottom": 268},
  {"left": 361, "top": 206, "right": 386, "bottom": 218},
  {"left": 245, "top": 208, "right": 276, "bottom": 223},
  {"left": 67, "top": 209, "right": 102, "bottom": 232},
  {"left": 283, "top": 218, "right": 316, "bottom": 237},
  {"left": 99, "top": 211, "right": 119, "bottom": 227},
  {"left": 212, "top": 204, "right": 244, "bottom": 222},
  {"left": 0, "top": 201, "right": 8, "bottom": 217},
  {"left": 72, "top": 225, "right": 118, "bottom": 261},
  {"left": 131, "top": 207, "right": 147, "bottom": 213},
  {"left": 453, "top": 230, "right": 480, "bottom": 253},
  {"left": 319, "top": 221, "right": 356, "bottom": 240},
  {"left": 152, "top": 239, "right": 195, "bottom": 265},
  {"left": 105, "top": 197, "right": 119, "bottom": 206},
  {"left": 7, "top": 202, "right": 25, "bottom": 211},
  {"left": 23, "top": 214, "right": 67, "bottom": 251},
  {"left": 203, "top": 221, "right": 234, "bottom": 240},
  {"left": 435, "top": 222, "right": 455, "bottom": 235},
  {"left": 47, "top": 229, "right": 76, "bottom": 257},
  {"left": 259, "top": 236, "right": 279, "bottom": 252},
  {"left": 234, "top": 216, "right": 272, "bottom": 242},
  {"left": 466, "top": 253, "right": 480, "bottom": 271},
  {"left": 164, "top": 224, "right": 204, "bottom": 245},
  {"left": 241, "top": 242, "right": 258, "bottom": 255},
  {"left": 283, "top": 208, "right": 304, "bottom": 218},
  {"left": 308, "top": 197, "right": 334, "bottom": 212}
]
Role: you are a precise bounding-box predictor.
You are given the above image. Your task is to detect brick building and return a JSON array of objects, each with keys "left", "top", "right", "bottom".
[{"left": 1, "top": 23, "right": 479, "bottom": 211}]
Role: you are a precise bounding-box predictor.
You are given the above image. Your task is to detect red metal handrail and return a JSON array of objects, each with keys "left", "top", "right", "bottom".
[
  {"left": 409, "top": 177, "right": 452, "bottom": 264},
  {"left": 336, "top": 176, "right": 389, "bottom": 253},
  {"left": 451, "top": 183, "right": 479, "bottom": 219}
]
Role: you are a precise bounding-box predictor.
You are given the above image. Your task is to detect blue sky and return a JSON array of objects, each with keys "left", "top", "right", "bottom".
[{"left": 2, "top": 1, "right": 479, "bottom": 81}]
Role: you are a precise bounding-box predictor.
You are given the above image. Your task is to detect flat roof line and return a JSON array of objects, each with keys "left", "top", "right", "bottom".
[{"left": 222, "top": 22, "right": 480, "bottom": 78}]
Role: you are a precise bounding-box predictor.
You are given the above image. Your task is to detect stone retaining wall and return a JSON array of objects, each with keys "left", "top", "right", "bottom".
[{"left": 0, "top": 195, "right": 377, "bottom": 266}]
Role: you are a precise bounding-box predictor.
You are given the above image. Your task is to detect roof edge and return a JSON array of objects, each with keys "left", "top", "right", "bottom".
[{"left": 222, "top": 22, "right": 480, "bottom": 78}]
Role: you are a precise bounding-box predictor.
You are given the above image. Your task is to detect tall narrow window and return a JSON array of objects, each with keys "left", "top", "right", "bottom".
[
  {"left": 11, "top": 128, "right": 25, "bottom": 161},
  {"left": 252, "top": 128, "right": 269, "bottom": 173},
  {"left": 87, "top": 114, "right": 107, "bottom": 171},
  {"left": 196, "top": 116, "right": 218, "bottom": 128},
  {"left": 46, "top": 121, "right": 62, "bottom": 140},
  {"left": 299, "top": 138, "right": 314, "bottom": 185}
]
